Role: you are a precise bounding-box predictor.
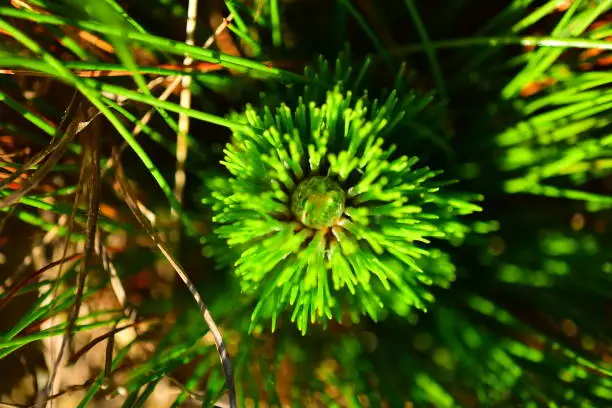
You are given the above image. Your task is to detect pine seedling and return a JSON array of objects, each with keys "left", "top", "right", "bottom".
[{"left": 204, "top": 69, "right": 482, "bottom": 334}]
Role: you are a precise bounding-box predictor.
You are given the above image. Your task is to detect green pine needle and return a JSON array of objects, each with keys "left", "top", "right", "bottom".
[{"left": 205, "top": 69, "right": 481, "bottom": 333}]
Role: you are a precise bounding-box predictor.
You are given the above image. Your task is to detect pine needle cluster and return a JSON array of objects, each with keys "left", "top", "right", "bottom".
[{"left": 204, "top": 67, "right": 481, "bottom": 333}]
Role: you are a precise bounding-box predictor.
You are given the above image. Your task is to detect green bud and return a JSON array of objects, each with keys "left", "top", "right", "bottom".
[{"left": 291, "top": 176, "right": 346, "bottom": 229}]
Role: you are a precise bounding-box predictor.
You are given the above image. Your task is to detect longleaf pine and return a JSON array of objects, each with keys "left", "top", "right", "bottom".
[{"left": 0, "top": 0, "right": 611, "bottom": 407}]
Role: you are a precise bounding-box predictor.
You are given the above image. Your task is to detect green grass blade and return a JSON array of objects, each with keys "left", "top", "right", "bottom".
[
  {"left": 0, "top": 18, "right": 198, "bottom": 235},
  {"left": 403, "top": 0, "right": 447, "bottom": 99},
  {"left": 0, "top": 7, "right": 304, "bottom": 82},
  {"left": 502, "top": 0, "right": 612, "bottom": 98},
  {"left": 336, "top": 0, "right": 395, "bottom": 71},
  {"left": 270, "top": 0, "right": 282, "bottom": 47}
]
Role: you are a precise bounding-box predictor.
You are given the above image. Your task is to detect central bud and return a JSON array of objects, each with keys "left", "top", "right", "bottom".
[{"left": 291, "top": 176, "right": 346, "bottom": 229}]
